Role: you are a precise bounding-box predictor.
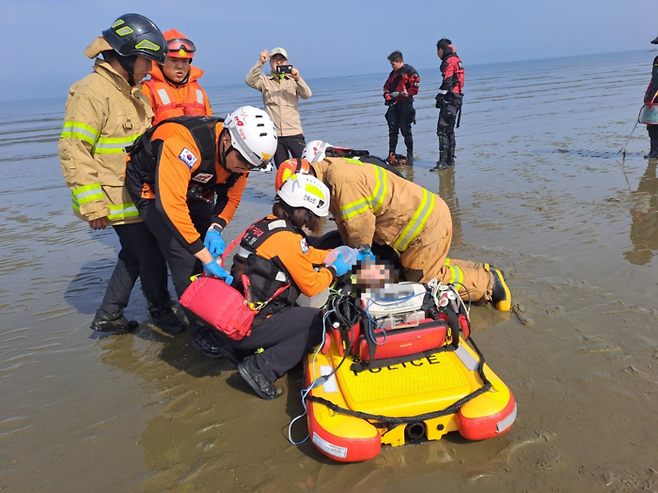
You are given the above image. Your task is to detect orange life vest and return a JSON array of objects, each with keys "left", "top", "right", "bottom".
[{"left": 144, "top": 65, "right": 211, "bottom": 124}]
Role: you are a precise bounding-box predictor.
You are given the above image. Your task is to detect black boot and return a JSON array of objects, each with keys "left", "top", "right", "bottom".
[
  {"left": 447, "top": 142, "right": 456, "bottom": 166},
  {"left": 90, "top": 312, "right": 139, "bottom": 335},
  {"left": 431, "top": 150, "right": 449, "bottom": 172},
  {"left": 237, "top": 356, "right": 283, "bottom": 400},
  {"left": 192, "top": 327, "right": 227, "bottom": 359},
  {"left": 645, "top": 136, "right": 658, "bottom": 159},
  {"left": 150, "top": 307, "right": 186, "bottom": 335}
]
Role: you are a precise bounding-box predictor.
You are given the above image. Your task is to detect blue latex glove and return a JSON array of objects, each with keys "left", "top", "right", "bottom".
[
  {"left": 330, "top": 253, "right": 351, "bottom": 277},
  {"left": 204, "top": 229, "right": 226, "bottom": 257},
  {"left": 203, "top": 260, "right": 234, "bottom": 285}
]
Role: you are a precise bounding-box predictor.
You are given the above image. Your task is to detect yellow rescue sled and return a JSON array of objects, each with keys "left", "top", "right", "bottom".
[{"left": 303, "top": 282, "right": 516, "bottom": 462}]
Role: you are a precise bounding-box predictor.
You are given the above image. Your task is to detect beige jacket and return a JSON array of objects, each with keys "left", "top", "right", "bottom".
[
  {"left": 245, "top": 59, "right": 311, "bottom": 137},
  {"left": 311, "top": 158, "right": 441, "bottom": 252},
  {"left": 58, "top": 37, "right": 153, "bottom": 225}
]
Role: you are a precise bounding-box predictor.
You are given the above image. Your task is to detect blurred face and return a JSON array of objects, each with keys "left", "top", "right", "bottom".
[
  {"left": 133, "top": 56, "right": 153, "bottom": 82},
  {"left": 437, "top": 48, "right": 444, "bottom": 59},
  {"left": 270, "top": 54, "right": 288, "bottom": 72},
  {"left": 162, "top": 56, "right": 191, "bottom": 83},
  {"left": 390, "top": 59, "right": 403, "bottom": 71}
]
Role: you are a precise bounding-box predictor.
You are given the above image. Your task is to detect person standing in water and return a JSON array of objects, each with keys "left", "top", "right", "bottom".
[
  {"left": 383, "top": 50, "right": 420, "bottom": 166},
  {"left": 142, "top": 29, "right": 213, "bottom": 124},
  {"left": 432, "top": 38, "right": 464, "bottom": 171},
  {"left": 58, "top": 14, "right": 184, "bottom": 336},
  {"left": 642, "top": 36, "right": 658, "bottom": 159}
]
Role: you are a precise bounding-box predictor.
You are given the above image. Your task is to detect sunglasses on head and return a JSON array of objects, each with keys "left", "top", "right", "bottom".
[{"left": 167, "top": 38, "right": 196, "bottom": 53}]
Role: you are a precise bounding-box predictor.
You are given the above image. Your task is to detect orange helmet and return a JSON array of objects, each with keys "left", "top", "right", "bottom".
[
  {"left": 275, "top": 158, "right": 311, "bottom": 192},
  {"left": 163, "top": 29, "right": 196, "bottom": 59}
]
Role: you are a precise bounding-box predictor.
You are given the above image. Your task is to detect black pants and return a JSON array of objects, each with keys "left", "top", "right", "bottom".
[
  {"left": 131, "top": 197, "right": 213, "bottom": 333},
  {"left": 437, "top": 94, "right": 463, "bottom": 163},
  {"left": 226, "top": 307, "right": 324, "bottom": 382},
  {"left": 274, "top": 134, "right": 306, "bottom": 167},
  {"left": 97, "top": 222, "right": 171, "bottom": 318},
  {"left": 385, "top": 101, "right": 415, "bottom": 156}
]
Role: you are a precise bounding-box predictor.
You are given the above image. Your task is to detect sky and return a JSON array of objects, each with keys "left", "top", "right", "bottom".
[{"left": 2, "top": 0, "right": 657, "bottom": 103}]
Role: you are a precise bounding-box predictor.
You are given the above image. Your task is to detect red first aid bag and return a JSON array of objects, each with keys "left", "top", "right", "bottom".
[
  {"left": 180, "top": 274, "right": 290, "bottom": 341},
  {"left": 180, "top": 276, "right": 257, "bottom": 340}
]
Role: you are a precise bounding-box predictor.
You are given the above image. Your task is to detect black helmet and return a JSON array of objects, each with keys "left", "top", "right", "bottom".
[{"left": 102, "top": 13, "right": 167, "bottom": 65}]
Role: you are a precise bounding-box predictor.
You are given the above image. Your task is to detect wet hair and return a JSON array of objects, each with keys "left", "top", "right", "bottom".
[
  {"left": 387, "top": 51, "right": 403, "bottom": 63},
  {"left": 272, "top": 202, "right": 321, "bottom": 234},
  {"left": 437, "top": 38, "right": 452, "bottom": 51}
]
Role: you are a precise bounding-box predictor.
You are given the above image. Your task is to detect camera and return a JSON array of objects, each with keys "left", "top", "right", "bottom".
[{"left": 275, "top": 64, "right": 293, "bottom": 75}]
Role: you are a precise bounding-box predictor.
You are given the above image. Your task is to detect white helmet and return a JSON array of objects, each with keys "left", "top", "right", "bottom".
[
  {"left": 278, "top": 174, "right": 330, "bottom": 217},
  {"left": 225, "top": 106, "right": 277, "bottom": 168},
  {"left": 302, "top": 140, "right": 333, "bottom": 163}
]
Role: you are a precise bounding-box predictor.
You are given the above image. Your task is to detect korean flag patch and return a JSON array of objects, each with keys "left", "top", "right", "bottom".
[
  {"left": 178, "top": 148, "right": 198, "bottom": 169},
  {"left": 300, "top": 237, "right": 309, "bottom": 254}
]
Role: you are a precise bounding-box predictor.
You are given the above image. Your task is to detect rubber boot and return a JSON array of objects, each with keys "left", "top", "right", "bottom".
[
  {"left": 431, "top": 150, "right": 449, "bottom": 172},
  {"left": 447, "top": 139, "right": 456, "bottom": 166},
  {"left": 490, "top": 269, "right": 512, "bottom": 312},
  {"left": 645, "top": 136, "right": 658, "bottom": 159}
]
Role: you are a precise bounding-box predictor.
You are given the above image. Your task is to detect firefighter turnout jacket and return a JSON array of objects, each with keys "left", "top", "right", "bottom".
[
  {"left": 311, "top": 157, "right": 493, "bottom": 302},
  {"left": 125, "top": 117, "right": 247, "bottom": 256},
  {"left": 142, "top": 64, "right": 212, "bottom": 124},
  {"left": 311, "top": 157, "right": 435, "bottom": 252},
  {"left": 58, "top": 38, "right": 153, "bottom": 225}
]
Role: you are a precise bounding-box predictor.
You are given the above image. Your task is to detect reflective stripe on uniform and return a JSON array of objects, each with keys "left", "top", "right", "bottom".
[
  {"left": 72, "top": 183, "right": 104, "bottom": 210},
  {"left": 61, "top": 121, "right": 100, "bottom": 146},
  {"left": 92, "top": 134, "right": 141, "bottom": 154},
  {"left": 393, "top": 189, "right": 436, "bottom": 252},
  {"left": 107, "top": 202, "right": 139, "bottom": 221},
  {"left": 447, "top": 264, "right": 464, "bottom": 286},
  {"left": 157, "top": 88, "right": 171, "bottom": 105},
  {"left": 339, "top": 163, "right": 388, "bottom": 220},
  {"left": 196, "top": 89, "right": 204, "bottom": 104}
]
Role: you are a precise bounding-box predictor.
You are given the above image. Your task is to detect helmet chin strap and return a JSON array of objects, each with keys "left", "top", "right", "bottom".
[{"left": 117, "top": 55, "right": 138, "bottom": 85}]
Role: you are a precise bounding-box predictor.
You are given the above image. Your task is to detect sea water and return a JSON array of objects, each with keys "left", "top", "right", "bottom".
[{"left": 1, "top": 50, "right": 657, "bottom": 492}]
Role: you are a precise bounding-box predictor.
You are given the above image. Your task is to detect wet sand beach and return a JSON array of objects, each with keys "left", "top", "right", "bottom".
[{"left": 1, "top": 50, "right": 657, "bottom": 492}]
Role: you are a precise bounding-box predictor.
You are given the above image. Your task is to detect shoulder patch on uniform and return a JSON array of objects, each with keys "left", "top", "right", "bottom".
[
  {"left": 192, "top": 173, "right": 213, "bottom": 183},
  {"left": 300, "top": 237, "right": 309, "bottom": 254},
  {"left": 268, "top": 219, "right": 287, "bottom": 230},
  {"left": 178, "top": 148, "right": 198, "bottom": 169}
]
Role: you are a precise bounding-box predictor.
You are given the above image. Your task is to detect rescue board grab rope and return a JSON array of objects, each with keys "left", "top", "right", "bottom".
[{"left": 305, "top": 336, "right": 493, "bottom": 427}]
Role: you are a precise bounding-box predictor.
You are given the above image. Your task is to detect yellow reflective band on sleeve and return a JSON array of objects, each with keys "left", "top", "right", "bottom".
[
  {"left": 107, "top": 202, "right": 139, "bottom": 221},
  {"left": 340, "top": 197, "right": 369, "bottom": 221},
  {"left": 339, "top": 164, "right": 387, "bottom": 220},
  {"left": 444, "top": 258, "right": 451, "bottom": 266},
  {"left": 448, "top": 265, "right": 464, "bottom": 286},
  {"left": 370, "top": 165, "right": 387, "bottom": 213},
  {"left": 343, "top": 158, "right": 363, "bottom": 165},
  {"left": 72, "top": 183, "right": 104, "bottom": 210},
  {"left": 61, "top": 121, "right": 100, "bottom": 146},
  {"left": 92, "top": 134, "right": 141, "bottom": 154},
  {"left": 393, "top": 189, "right": 436, "bottom": 252}
]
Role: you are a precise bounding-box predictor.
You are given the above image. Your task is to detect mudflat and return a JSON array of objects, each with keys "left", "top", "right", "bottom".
[{"left": 0, "top": 50, "right": 656, "bottom": 492}]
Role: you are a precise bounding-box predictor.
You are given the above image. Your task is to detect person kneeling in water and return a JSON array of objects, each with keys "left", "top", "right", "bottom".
[{"left": 226, "top": 174, "right": 351, "bottom": 399}]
